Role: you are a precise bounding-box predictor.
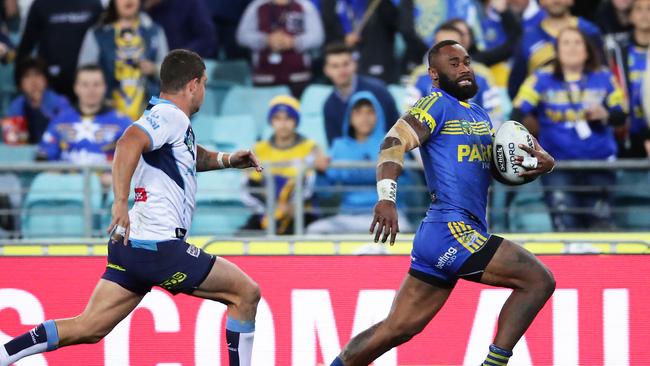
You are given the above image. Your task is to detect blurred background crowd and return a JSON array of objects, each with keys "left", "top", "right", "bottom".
[{"left": 1, "top": 0, "right": 649, "bottom": 239}]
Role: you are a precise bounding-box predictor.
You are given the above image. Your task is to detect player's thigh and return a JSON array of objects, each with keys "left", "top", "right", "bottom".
[
  {"left": 478, "top": 239, "right": 554, "bottom": 290},
  {"left": 191, "top": 256, "right": 259, "bottom": 305},
  {"left": 75, "top": 279, "right": 144, "bottom": 333},
  {"left": 382, "top": 274, "right": 452, "bottom": 334}
]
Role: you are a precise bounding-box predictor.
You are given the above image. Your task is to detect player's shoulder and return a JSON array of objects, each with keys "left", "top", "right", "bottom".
[{"left": 148, "top": 102, "right": 189, "bottom": 126}]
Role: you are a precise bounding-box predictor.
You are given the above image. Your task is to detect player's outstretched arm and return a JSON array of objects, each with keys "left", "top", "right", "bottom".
[
  {"left": 371, "top": 114, "right": 431, "bottom": 245},
  {"left": 107, "top": 125, "right": 152, "bottom": 244},
  {"left": 196, "top": 144, "right": 263, "bottom": 172}
]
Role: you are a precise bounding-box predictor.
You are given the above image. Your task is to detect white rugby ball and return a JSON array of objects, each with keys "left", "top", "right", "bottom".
[{"left": 492, "top": 120, "right": 536, "bottom": 185}]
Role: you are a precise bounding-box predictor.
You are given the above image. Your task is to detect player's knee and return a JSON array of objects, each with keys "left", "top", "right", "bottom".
[
  {"left": 540, "top": 268, "right": 556, "bottom": 299},
  {"left": 241, "top": 280, "right": 261, "bottom": 309}
]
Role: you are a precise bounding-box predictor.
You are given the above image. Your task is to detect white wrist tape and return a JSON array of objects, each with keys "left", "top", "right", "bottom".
[
  {"left": 522, "top": 156, "right": 538, "bottom": 169},
  {"left": 377, "top": 179, "right": 397, "bottom": 203},
  {"left": 216, "top": 152, "right": 225, "bottom": 168}
]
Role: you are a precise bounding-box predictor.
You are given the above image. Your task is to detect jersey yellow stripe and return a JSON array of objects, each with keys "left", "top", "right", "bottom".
[{"left": 423, "top": 96, "right": 440, "bottom": 111}]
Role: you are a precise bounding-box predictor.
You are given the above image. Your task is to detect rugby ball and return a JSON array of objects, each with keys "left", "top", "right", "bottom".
[{"left": 492, "top": 120, "right": 536, "bottom": 185}]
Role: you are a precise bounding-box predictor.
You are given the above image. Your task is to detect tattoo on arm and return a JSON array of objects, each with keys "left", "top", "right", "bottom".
[
  {"left": 196, "top": 144, "right": 220, "bottom": 172},
  {"left": 376, "top": 114, "right": 432, "bottom": 181}
]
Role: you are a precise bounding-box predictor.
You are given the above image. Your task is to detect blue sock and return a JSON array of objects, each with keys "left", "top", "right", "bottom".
[
  {"left": 225, "top": 316, "right": 255, "bottom": 366},
  {"left": 330, "top": 356, "right": 345, "bottom": 366},
  {"left": 0, "top": 320, "right": 59, "bottom": 366},
  {"left": 482, "top": 344, "right": 513, "bottom": 366}
]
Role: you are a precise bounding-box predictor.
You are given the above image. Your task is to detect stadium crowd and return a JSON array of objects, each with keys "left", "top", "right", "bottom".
[{"left": 1, "top": 0, "right": 650, "bottom": 237}]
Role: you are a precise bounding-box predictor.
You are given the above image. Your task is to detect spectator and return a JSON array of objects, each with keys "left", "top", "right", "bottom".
[
  {"left": 78, "top": 0, "right": 169, "bottom": 121},
  {"left": 236, "top": 0, "right": 324, "bottom": 97},
  {"left": 307, "top": 91, "right": 412, "bottom": 234},
  {"left": 321, "top": 0, "right": 399, "bottom": 83},
  {"left": 241, "top": 95, "right": 328, "bottom": 234},
  {"left": 2, "top": 58, "right": 70, "bottom": 144},
  {"left": 398, "top": 0, "right": 482, "bottom": 73},
  {"left": 508, "top": 0, "right": 602, "bottom": 99},
  {"left": 406, "top": 22, "right": 505, "bottom": 126},
  {"left": 143, "top": 0, "right": 217, "bottom": 58},
  {"left": 476, "top": 0, "right": 523, "bottom": 87},
  {"left": 322, "top": 43, "right": 398, "bottom": 145},
  {"left": 512, "top": 27, "right": 627, "bottom": 230},
  {"left": 203, "top": 0, "right": 251, "bottom": 60},
  {"left": 596, "top": 0, "right": 634, "bottom": 35},
  {"left": 37, "top": 65, "right": 131, "bottom": 178},
  {"left": 17, "top": 0, "right": 103, "bottom": 100},
  {"left": 604, "top": 0, "right": 650, "bottom": 157},
  {"left": 508, "top": 0, "right": 546, "bottom": 30}
]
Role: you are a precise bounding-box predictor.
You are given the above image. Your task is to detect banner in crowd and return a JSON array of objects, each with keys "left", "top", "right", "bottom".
[{"left": 0, "top": 255, "right": 648, "bottom": 365}]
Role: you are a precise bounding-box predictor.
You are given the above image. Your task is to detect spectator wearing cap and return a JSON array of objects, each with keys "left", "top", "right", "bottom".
[
  {"left": 241, "top": 95, "right": 328, "bottom": 234},
  {"left": 2, "top": 58, "right": 70, "bottom": 144}
]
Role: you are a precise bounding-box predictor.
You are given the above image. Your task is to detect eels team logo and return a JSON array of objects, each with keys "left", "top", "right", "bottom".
[
  {"left": 460, "top": 120, "right": 473, "bottom": 135},
  {"left": 184, "top": 126, "right": 195, "bottom": 158}
]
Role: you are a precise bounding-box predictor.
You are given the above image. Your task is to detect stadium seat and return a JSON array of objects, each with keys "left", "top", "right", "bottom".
[
  {"left": 0, "top": 144, "right": 38, "bottom": 162},
  {"left": 209, "top": 59, "right": 251, "bottom": 86},
  {"left": 297, "top": 114, "right": 328, "bottom": 152},
  {"left": 220, "top": 85, "right": 292, "bottom": 138},
  {"left": 614, "top": 171, "right": 650, "bottom": 229},
  {"left": 388, "top": 84, "right": 409, "bottom": 114},
  {"left": 192, "top": 170, "right": 251, "bottom": 236},
  {"left": 22, "top": 172, "right": 102, "bottom": 237},
  {"left": 300, "top": 84, "right": 333, "bottom": 116},
  {"left": 507, "top": 180, "right": 553, "bottom": 232}
]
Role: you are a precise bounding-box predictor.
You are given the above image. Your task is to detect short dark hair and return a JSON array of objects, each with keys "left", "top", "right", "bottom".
[
  {"left": 436, "top": 20, "right": 462, "bottom": 36},
  {"left": 324, "top": 42, "right": 354, "bottom": 63},
  {"left": 352, "top": 98, "right": 374, "bottom": 111},
  {"left": 160, "top": 49, "right": 205, "bottom": 93},
  {"left": 15, "top": 57, "right": 49, "bottom": 87},
  {"left": 552, "top": 27, "right": 601, "bottom": 79},
  {"left": 75, "top": 64, "right": 105, "bottom": 83},
  {"left": 427, "top": 40, "right": 461, "bottom": 68}
]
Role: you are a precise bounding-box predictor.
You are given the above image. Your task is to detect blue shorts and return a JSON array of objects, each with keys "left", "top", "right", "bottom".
[
  {"left": 409, "top": 219, "right": 503, "bottom": 288},
  {"left": 102, "top": 238, "right": 216, "bottom": 295}
]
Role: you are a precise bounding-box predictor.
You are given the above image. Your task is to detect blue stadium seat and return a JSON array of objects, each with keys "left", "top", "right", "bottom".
[
  {"left": 220, "top": 86, "right": 292, "bottom": 138},
  {"left": 192, "top": 170, "right": 251, "bottom": 236},
  {"left": 300, "top": 84, "right": 333, "bottom": 116},
  {"left": 508, "top": 180, "right": 553, "bottom": 232},
  {"left": 388, "top": 84, "right": 408, "bottom": 114},
  {"left": 208, "top": 59, "right": 251, "bottom": 86},
  {"left": 22, "top": 172, "right": 102, "bottom": 237},
  {"left": 0, "top": 144, "right": 37, "bottom": 162},
  {"left": 192, "top": 114, "right": 256, "bottom": 151},
  {"left": 297, "top": 114, "right": 328, "bottom": 152},
  {"left": 614, "top": 171, "right": 650, "bottom": 229}
]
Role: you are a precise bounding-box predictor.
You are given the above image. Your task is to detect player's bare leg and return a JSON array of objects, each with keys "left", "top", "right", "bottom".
[
  {"left": 474, "top": 239, "right": 555, "bottom": 365},
  {"left": 0, "top": 279, "right": 143, "bottom": 366},
  {"left": 192, "top": 257, "right": 261, "bottom": 366},
  {"left": 333, "top": 274, "right": 452, "bottom": 366}
]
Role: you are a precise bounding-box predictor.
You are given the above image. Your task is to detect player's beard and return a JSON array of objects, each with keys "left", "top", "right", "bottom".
[{"left": 438, "top": 73, "right": 478, "bottom": 101}]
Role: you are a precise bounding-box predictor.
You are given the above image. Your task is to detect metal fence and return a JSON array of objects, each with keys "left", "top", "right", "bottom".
[{"left": 0, "top": 159, "right": 648, "bottom": 240}]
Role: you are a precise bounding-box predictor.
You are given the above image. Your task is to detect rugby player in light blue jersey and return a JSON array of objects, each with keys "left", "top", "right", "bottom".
[
  {"left": 331, "top": 40, "right": 557, "bottom": 366},
  {"left": 1, "top": 50, "right": 261, "bottom": 366}
]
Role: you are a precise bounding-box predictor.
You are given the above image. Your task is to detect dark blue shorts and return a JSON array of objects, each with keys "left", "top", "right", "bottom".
[
  {"left": 101, "top": 238, "right": 216, "bottom": 295},
  {"left": 409, "top": 219, "right": 503, "bottom": 288}
]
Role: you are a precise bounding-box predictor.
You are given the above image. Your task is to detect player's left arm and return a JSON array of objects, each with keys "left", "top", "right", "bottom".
[
  {"left": 196, "top": 144, "right": 263, "bottom": 172},
  {"left": 371, "top": 114, "right": 432, "bottom": 245}
]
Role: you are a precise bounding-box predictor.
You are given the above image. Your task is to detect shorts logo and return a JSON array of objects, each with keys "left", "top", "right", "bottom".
[
  {"left": 134, "top": 187, "right": 147, "bottom": 202},
  {"left": 186, "top": 245, "right": 200, "bottom": 258},
  {"left": 435, "top": 246, "right": 458, "bottom": 269},
  {"left": 160, "top": 272, "right": 187, "bottom": 290}
]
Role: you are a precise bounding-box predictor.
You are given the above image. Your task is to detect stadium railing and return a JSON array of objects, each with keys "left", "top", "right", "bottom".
[{"left": 0, "top": 159, "right": 648, "bottom": 242}]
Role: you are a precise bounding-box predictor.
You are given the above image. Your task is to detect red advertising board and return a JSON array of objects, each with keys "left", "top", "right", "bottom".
[{"left": 0, "top": 255, "right": 648, "bottom": 365}]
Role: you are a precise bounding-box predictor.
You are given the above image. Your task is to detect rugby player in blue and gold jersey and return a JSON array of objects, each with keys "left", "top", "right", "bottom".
[{"left": 331, "top": 40, "right": 557, "bottom": 366}]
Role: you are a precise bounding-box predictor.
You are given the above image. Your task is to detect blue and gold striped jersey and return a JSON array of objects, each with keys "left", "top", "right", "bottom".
[
  {"left": 626, "top": 44, "right": 647, "bottom": 134},
  {"left": 513, "top": 67, "right": 626, "bottom": 160},
  {"left": 408, "top": 88, "right": 494, "bottom": 227}
]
